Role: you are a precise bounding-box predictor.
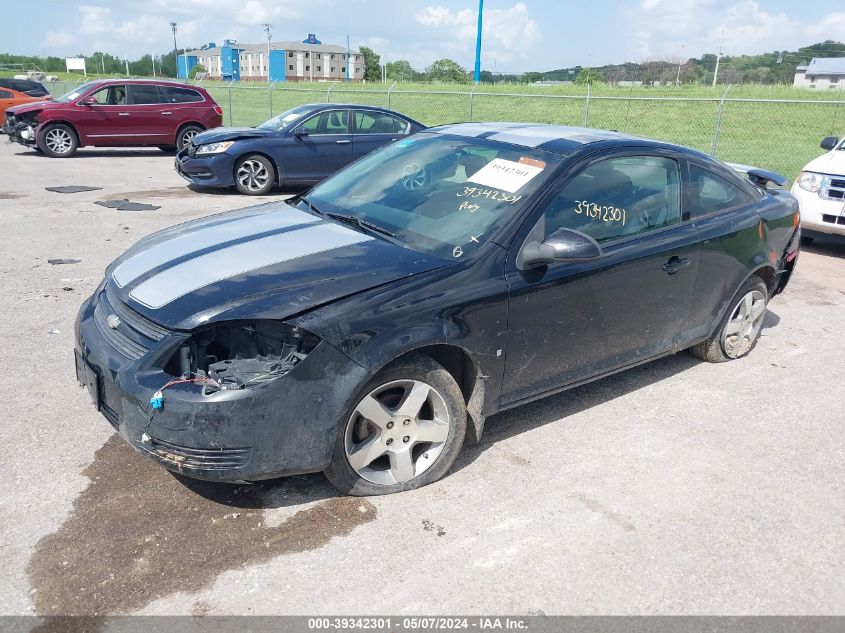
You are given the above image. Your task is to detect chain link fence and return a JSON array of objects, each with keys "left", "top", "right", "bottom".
[{"left": 45, "top": 79, "right": 845, "bottom": 183}]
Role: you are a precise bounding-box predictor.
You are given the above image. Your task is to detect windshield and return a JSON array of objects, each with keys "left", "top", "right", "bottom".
[
  {"left": 306, "top": 133, "right": 564, "bottom": 260},
  {"left": 257, "top": 105, "right": 315, "bottom": 131},
  {"left": 54, "top": 83, "right": 96, "bottom": 103}
]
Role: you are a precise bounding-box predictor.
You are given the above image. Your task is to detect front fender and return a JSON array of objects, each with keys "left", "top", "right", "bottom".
[{"left": 291, "top": 245, "right": 510, "bottom": 422}]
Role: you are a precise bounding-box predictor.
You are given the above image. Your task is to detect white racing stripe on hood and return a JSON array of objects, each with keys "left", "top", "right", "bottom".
[
  {"left": 112, "top": 208, "right": 320, "bottom": 287},
  {"left": 128, "top": 222, "right": 372, "bottom": 309}
]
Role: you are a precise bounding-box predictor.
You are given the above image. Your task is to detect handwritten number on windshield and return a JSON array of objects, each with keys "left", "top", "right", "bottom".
[{"left": 457, "top": 187, "right": 522, "bottom": 204}]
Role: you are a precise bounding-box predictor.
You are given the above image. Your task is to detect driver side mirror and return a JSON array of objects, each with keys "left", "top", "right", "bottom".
[
  {"left": 820, "top": 136, "right": 839, "bottom": 151},
  {"left": 517, "top": 227, "right": 603, "bottom": 270},
  {"left": 78, "top": 96, "right": 97, "bottom": 106},
  {"left": 291, "top": 126, "right": 308, "bottom": 137}
]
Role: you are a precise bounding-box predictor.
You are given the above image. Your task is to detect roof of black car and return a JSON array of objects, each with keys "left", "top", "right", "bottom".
[{"left": 428, "top": 122, "right": 653, "bottom": 155}]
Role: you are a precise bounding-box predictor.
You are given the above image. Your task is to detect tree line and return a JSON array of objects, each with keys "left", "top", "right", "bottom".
[
  {"left": 359, "top": 41, "right": 845, "bottom": 85},
  {"left": 3, "top": 40, "right": 843, "bottom": 85}
]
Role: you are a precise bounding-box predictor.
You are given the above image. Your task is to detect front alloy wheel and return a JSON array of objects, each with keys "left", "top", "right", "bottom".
[
  {"left": 325, "top": 354, "right": 467, "bottom": 496},
  {"left": 345, "top": 379, "right": 451, "bottom": 485},
  {"left": 38, "top": 124, "right": 78, "bottom": 157},
  {"left": 234, "top": 155, "right": 275, "bottom": 195}
]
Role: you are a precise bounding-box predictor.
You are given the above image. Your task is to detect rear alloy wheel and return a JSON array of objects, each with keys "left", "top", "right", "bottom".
[
  {"left": 38, "top": 124, "right": 78, "bottom": 157},
  {"left": 176, "top": 125, "right": 203, "bottom": 150},
  {"left": 325, "top": 354, "right": 467, "bottom": 496},
  {"left": 234, "top": 155, "right": 275, "bottom": 195},
  {"left": 690, "top": 278, "right": 768, "bottom": 362}
]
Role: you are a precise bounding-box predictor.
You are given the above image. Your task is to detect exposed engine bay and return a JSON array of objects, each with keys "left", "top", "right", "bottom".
[
  {"left": 3, "top": 112, "right": 39, "bottom": 146},
  {"left": 166, "top": 321, "right": 320, "bottom": 392}
]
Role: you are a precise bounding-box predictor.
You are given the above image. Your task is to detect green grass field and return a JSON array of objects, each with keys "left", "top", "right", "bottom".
[
  {"left": 196, "top": 81, "right": 845, "bottom": 183},
  {"left": 34, "top": 76, "right": 845, "bottom": 182}
]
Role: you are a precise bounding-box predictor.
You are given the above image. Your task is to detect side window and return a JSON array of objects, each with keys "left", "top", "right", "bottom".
[
  {"left": 353, "top": 111, "right": 407, "bottom": 134},
  {"left": 687, "top": 164, "right": 756, "bottom": 216},
  {"left": 90, "top": 85, "right": 127, "bottom": 105},
  {"left": 161, "top": 86, "right": 203, "bottom": 103},
  {"left": 393, "top": 117, "right": 410, "bottom": 134},
  {"left": 128, "top": 85, "right": 163, "bottom": 105},
  {"left": 541, "top": 156, "right": 681, "bottom": 243},
  {"left": 0, "top": 90, "right": 12, "bottom": 99},
  {"left": 301, "top": 110, "right": 348, "bottom": 135}
]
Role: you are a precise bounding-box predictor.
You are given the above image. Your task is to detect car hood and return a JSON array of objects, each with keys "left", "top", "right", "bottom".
[
  {"left": 106, "top": 202, "right": 446, "bottom": 331},
  {"left": 192, "top": 126, "right": 276, "bottom": 145},
  {"left": 7, "top": 99, "right": 62, "bottom": 116},
  {"left": 802, "top": 150, "right": 845, "bottom": 177}
]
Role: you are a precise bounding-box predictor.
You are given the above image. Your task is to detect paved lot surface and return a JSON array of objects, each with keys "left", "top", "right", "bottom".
[{"left": 0, "top": 140, "right": 843, "bottom": 618}]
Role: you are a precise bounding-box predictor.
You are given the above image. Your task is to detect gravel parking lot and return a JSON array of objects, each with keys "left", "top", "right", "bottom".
[{"left": 1, "top": 140, "right": 843, "bottom": 618}]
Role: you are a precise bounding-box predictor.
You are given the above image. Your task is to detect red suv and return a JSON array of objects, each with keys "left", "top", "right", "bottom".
[{"left": 3, "top": 79, "right": 222, "bottom": 157}]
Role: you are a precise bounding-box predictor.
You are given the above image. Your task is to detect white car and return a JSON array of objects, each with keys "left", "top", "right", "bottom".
[{"left": 791, "top": 136, "right": 845, "bottom": 242}]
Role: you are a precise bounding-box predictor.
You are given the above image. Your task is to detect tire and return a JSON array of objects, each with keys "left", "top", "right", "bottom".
[
  {"left": 689, "top": 277, "right": 768, "bottom": 363},
  {"left": 37, "top": 123, "right": 78, "bottom": 157},
  {"left": 175, "top": 124, "right": 203, "bottom": 151},
  {"left": 234, "top": 154, "right": 276, "bottom": 195},
  {"left": 324, "top": 354, "right": 467, "bottom": 496},
  {"left": 800, "top": 235, "right": 814, "bottom": 245}
]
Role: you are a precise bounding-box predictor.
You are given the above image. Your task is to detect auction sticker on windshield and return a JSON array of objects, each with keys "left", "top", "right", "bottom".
[{"left": 467, "top": 158, "right": 544, "bottom": 193}]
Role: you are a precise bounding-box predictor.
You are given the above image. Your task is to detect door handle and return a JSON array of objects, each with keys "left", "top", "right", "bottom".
[
  {"left": 118, "top": 112, "right": 130, "bottom": 116},
  {"left": 662, "top": 256, "right": 691, "bottom": 274},
  {"left": 336, "top": 139, "right": 351, "bottom": 144},
  {"left": 161, "top": 111, "right": 173, "bottom": 116}
]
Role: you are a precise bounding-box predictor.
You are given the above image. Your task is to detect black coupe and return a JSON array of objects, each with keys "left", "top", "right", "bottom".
[{"left": 75, "top": 123, "right": 801, "bottom": 495}]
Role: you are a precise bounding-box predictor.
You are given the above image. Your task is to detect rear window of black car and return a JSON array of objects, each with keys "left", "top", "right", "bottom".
[
  {"left": 687, "top": 164, "right": 756, "bottom": 217},
  {"left": 161, "top": 86, "right": 204, "bottom": 103},
  {"left": 0, "top": 79, "right": 49, "bottom": 97}
]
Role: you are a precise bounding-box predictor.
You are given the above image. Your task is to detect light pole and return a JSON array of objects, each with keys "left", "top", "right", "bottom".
[
  {"left": 473, "top": 0, "right": 483, "bottom": 83},
  {"left": 712, "top": 27, "right": 725, "bottom": 87},
  {"left": 675, "top": 44, "right": 685, "bottom": 86},
  {"left": 170, "top": 22, "right": 178, "bottom": 77},
  {"left": 263, "top": 23, "right": 272, "bottom": 81}
]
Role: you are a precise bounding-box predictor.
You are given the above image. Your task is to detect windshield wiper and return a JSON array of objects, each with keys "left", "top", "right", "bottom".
[
  {"left": 296, "top": 195, "right": 324, "bottom": 217},
  {"left": 326, "top": 211, "right": 396, "bottom": 238}
]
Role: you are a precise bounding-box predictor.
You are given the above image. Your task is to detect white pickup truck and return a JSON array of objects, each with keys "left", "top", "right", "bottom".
[{"left": 791, "top": 135, "right": 845, "bottom": 242}]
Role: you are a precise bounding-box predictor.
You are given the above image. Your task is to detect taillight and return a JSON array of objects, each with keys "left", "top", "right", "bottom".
[{"left": 213, "top": 105, "right": 223, "bottom": 116}]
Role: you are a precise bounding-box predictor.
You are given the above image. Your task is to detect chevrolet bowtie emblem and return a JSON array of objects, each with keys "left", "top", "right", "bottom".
[{"left": 106, "top": 314, "right": 121, "bottom": 329}]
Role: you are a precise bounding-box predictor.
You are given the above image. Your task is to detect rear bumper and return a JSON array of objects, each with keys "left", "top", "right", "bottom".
[
  {"left": 74, "top": 289, "right": 369, "bottom": 482},
  {"left": 174, "top": 148, "right": 236, "bottom": 188}
]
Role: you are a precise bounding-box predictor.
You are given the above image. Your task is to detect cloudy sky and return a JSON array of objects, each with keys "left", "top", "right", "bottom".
[{"left": 14, "top": 0, "right": 845, "bottom": 72}]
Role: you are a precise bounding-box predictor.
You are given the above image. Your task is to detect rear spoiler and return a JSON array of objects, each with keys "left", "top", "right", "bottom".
[
  {"left": 746, "top": 168, "right": 787, "bottom": 188},
  {"left": 726, "top": 163, "right": 787, "bottom": 188}
]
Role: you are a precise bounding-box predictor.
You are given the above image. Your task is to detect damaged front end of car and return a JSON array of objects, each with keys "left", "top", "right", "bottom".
[
  {"left": 4, "top": 111, "right": 39, "bottom": 146},
  {"left": 76, "top": 287, "right": 371, "bottom": 481},
  {"left": 162, "top": 320, "right": 321, "bottom": 393}
]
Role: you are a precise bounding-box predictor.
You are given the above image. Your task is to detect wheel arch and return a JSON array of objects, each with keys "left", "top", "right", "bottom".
[
  {"left": 38, "top": 119, "right": 80, "bottom": 142},
  {"left": 750, "top": 263, "right": 777, "bottom": 295},
  {"left": 708, "top": 264, "right": 775, "bottom": 337},
  {"left": 379, "top": 344, "right": 486, "bottom": 444}
]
